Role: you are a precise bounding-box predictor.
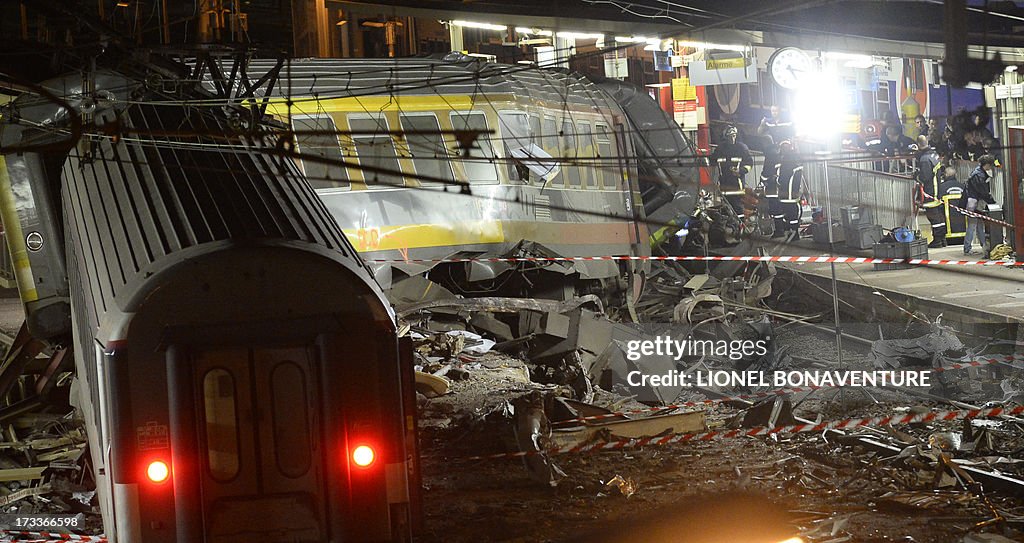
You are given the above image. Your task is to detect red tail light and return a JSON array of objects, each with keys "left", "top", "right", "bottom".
[
  {"left": 352, "top": 445, "right": 375, "bottom": 468},
  {"left": 147, "top": 460, "right": 170, "bottom": 483}
]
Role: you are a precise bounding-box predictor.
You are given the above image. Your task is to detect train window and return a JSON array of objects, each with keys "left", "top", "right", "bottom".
[
  {"left": 348, "top": 117, "right": 405, "bottom": 187},
  {"left": 271, "top": 362, "right": 312, "bottom": 478},
  {"left": 292, "top": 115, "right": 349, "bottom": 190},
  {"left": 578, "top": 122, "right": 595, "bottom": 189},
  {"left": 529, "top": 116, "right": 541, "bottom": 144},
  {"left": 542, "top": 117, "right": 558, "bottom": 153},
  {"left": 202, "top": 369, "right": 240, "bottom": 482},
  {"left": 399, "top": 114, "right": 454, "bottom": 186},
  {"left": 499, "top": 112, "right": 531, "bottom": 183},
  {"left": 449, "top": 112, "right": 499, "bottom": 184},
  {"left": 561, "top": 120, "right": 582, "bottom": 187},
  {"left": 595, "top": 123, "right": 615, "bottom": 189}
]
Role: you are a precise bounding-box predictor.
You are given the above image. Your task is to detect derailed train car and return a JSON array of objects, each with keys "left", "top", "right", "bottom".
[
  {"left": 0, "top": 71, "right": 418, "bottom": 542},
  {"left": 242, "top": 55, "right": 697, "bottom": 298}
]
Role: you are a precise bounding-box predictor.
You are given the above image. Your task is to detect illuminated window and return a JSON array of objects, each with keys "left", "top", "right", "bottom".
[
  {"left": 203, "top": 369, "right": 240, "bottom": 482},
  {"left": 292, "top": 115, "right": 349, "bottom": 189}
]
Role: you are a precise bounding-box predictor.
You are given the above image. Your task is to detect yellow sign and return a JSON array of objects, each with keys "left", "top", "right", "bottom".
[
  {"left": 705, "top": 57, "right": 749, "bottom": 70},
  {"left": 671, "top": 78, "right": 697, "bottom": 101}
]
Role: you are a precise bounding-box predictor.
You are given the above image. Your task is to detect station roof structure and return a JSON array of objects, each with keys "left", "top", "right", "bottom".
[{"left": 349, "top": 0, "right": 1024, "bottom": 60}]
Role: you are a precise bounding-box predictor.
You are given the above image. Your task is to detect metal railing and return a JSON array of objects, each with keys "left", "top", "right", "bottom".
[
  {"left": 803, "top": 156, "right": 917, "bottom": 231},
  {"left": 703, "top": 147, "right": 918, "bottom": 232}
]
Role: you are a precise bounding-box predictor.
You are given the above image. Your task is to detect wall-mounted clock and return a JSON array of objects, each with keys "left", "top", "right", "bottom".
[{"left": 768, "top": 47, "right": 813, "bottom": 90}]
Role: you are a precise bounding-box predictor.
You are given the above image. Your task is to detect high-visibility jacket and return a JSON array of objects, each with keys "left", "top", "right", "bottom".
[
  {"left": 710, "top": 141, "right": 753, "bottom": 194},
  {"left": 778, "top": 156, "right": 803, "bottom": 202},
  {"left": 939, "top": 177, "right": 966, "bottom": 239}
]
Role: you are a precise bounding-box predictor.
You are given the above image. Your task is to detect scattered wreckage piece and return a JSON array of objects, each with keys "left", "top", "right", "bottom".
[
  {"left": 398, "top": 295, "right": 604, "bottom": 319},
  {"left": 415, "top": 372, "right": 452, "bottom": 398},
  {"left": 548, "top": 409, "right": 707, "bottom": 451},
  {"left": 513, "top": 391, "right": 565, "bottom": 487},
  {"left": 603, "top": 474, "right": 637, "bottom": 498},
  {"left": 870, "top": 320, "right": 966, "bottom": 370}
]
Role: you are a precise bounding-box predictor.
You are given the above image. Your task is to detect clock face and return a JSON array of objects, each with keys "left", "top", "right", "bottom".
[{"left": 769, "top": 47, "right": 813, "bottom": 89}]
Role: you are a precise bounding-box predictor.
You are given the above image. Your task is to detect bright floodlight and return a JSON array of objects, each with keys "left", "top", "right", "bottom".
[{"left": 792, "top": 71, "right": 847, "bottom": 139}]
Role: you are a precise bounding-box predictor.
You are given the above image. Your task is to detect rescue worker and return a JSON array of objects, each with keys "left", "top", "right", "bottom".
[
  {"left": 913, "top": 135, "right": 944, "bottom": 247},
  {"left": 757, "top": 105, "right": 794, "bottom": 147},
  {"left": 964, "top": 154, "right": 997, "bottom": 256},
  {"left": 777, "top": 140, "right": 804, "bottom": 237},
  {"left": 759, "top": 140, "right": 784, "bottom": 236},
  {"left": 710, "top": 125, "right": 753, "bottom": 215},
  {"left": 873, "top": 124, "right": 915, "bottom": 173},
  {"left": 937, "top": 165, "right": 966, "bottom": 245}
]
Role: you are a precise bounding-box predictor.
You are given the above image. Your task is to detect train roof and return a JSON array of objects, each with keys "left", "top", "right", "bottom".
[
  {"left": 234, "top": 56, "right": 620, "bottom": 111},
  {"left": 49, "top": 78, "right": 379, "bottom": 319}
]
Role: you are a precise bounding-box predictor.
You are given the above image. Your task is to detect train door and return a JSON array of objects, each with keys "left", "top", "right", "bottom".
[{"left": 193, "top": 346, "right": 326, "bottom": 543}]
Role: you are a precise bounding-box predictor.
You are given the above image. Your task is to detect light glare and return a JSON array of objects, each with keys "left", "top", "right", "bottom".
[
  {"left": 352, "top": 445, "right": 375, "bottom": 467},
  {"left": 793, "top": 71, "right": 847, "bottom": 139},
  {"left": 147, "top": 460, "right": 170, "bottom": 483},
  {"left": 450, "top": 20, "right": 507, "bottom": 31}
]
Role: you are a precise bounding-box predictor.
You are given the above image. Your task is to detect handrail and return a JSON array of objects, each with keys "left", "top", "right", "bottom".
[{"left": 828, "top": 163, "right": 916, "bottom": 182}]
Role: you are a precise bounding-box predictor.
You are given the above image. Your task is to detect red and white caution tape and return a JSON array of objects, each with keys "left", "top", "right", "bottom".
[
  {"left": 466, "top": 403, "right": 1024, "bottom": 461},
  {"left": 557, "top": 354, "right": 1024, "bottom": 426},
  {"left": 922, "top": 191, "right": 1015, "bottom": 230},
  {"left": 371, "top": 255, "right": 1023, "bottom": 266},
  {"left": 1, "top": 533, "right": 106, "bottom": 542}
]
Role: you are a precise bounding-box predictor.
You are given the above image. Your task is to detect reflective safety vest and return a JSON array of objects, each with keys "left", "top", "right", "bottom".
[
  {"left": 760, "top": 159, "right": 781, "bottom": 197},
  {"left": 710, "top": 141, "right": 752, "bottom": 195},
  {"left": 779, "top": 162, "right": 803, "bottom": 202}
]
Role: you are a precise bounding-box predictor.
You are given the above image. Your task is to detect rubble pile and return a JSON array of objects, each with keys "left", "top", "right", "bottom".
[
  {"left": 0, "top": 411, "right": 100, "bottom": 537},
  {"left": 404, "top": 254, "right": 1024, "bottom": 542}
]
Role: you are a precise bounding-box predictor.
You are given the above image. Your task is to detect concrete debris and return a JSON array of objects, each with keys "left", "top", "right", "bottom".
[
  {"left": 396, "top": 241, "right": 1024, "bottom": 543},
  {"left": 870, "top": 321, "right": 966, "bottom": 370}
]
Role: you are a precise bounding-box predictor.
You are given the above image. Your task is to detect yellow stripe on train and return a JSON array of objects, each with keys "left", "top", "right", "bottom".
[
  {"left": 265, "top": 94, "right": 516, "bottom": 116},
  {"left": 343, "top": 221, "right": 505, "bottom": 252}
]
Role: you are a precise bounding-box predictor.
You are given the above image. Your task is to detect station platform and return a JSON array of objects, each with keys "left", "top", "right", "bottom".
[{"left": 770, "top": 237, "right": 1024, "bottom": 327}]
